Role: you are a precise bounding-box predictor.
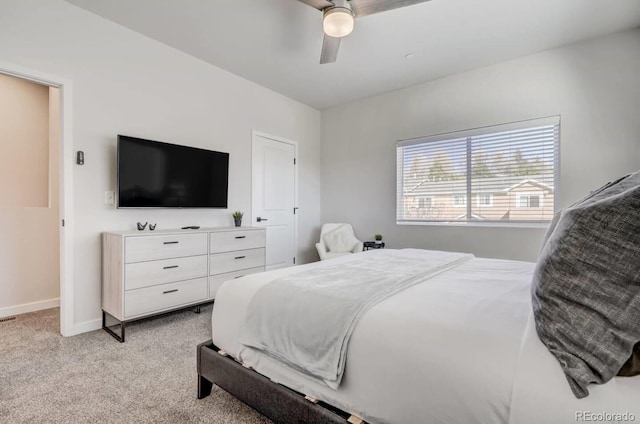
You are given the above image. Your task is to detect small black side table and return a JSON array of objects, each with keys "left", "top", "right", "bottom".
[{"left": 363, "top": 241, "right": 385, "bottom": 251}]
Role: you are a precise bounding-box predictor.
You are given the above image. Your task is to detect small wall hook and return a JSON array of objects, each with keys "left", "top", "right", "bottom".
[
  {"left": 136, "top": 221, "right": 148, "bottom": 231},
  {"left": 149, "top": 223, "right": 157, "bottom": 231}
]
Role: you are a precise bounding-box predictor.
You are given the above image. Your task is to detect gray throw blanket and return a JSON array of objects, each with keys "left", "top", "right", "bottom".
[{"left": 239, "top": 249, "right": 473, "bottom": 388}]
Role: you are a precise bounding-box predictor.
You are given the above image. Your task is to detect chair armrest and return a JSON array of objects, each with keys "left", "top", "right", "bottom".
[
  {"left": 352, "top": 240, "right": 364, "bottom": 253},
  {"left": 316, "top": 242, "right": 327, "bottom": 261}
]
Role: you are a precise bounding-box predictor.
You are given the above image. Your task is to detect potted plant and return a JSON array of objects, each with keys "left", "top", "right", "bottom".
[
  {"left": 374, "top": 234, "right": 383, "bottom": 244},
  {"left": 232, "top": 211, "right": 244, "bottom": 227}
]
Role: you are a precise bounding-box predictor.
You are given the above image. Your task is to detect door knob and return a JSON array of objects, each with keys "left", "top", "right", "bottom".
[{"left": 257, "top": 217, "right": 269, "bottom": 222}]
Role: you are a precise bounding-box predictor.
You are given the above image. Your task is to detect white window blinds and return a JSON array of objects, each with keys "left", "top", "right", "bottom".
[{"left": 396, "top": 116, "right": 560, "bottom": 224}]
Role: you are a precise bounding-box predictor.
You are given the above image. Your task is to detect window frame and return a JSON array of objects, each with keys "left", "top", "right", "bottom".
[{"left": 396, "top": 116, "right": 560, "bottom": 227}]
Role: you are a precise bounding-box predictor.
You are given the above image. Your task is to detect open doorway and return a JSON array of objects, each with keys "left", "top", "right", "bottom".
[{"left": 0, "top": 63, "right": 73, "bottom": 336}]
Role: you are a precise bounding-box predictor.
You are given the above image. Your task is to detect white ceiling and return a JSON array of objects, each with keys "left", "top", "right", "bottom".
[{"left": 65, "top": 0, "right": 640, "bottom": 110}]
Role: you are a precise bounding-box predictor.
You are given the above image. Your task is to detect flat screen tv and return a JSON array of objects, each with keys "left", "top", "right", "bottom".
[{"left": 117, "top": 135, "right": 229, "bottom": 208}]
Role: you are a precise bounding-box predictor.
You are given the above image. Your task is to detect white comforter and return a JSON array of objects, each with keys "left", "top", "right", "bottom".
[{"left": 211, "top": 249, "right": 640, "bottom": 424}]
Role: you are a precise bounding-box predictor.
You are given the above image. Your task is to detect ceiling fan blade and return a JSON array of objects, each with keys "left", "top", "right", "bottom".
[
  {"left": 297, "top": 0, "right": 334, "bottom": 12},
  {"left": 320, "top": 34, "right": 341, "bottom": 64},
  {"left": 350, "top": 0, "right": 431, "bottom": 18}
]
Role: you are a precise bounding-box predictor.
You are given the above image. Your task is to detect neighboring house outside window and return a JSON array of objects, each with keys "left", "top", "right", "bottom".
[{"left": 396, "top": 116, "right": 559, "bottom": 225}]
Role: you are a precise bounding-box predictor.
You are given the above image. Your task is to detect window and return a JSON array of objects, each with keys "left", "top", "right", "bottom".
[
  {"left": 477, "top": 194, "right": 493, "bottom": 207},
  {"left": 418, "top": 197, "right": 433, "bottom": 208},
  {"left": 453, "top": 195, "right": 467, "bottom": 207},
  {"left": 517, "top": 193, "right": 541, "bottom": 208},
  {"left": 396, "top": 116, "right": 559, "bottom": 225}
]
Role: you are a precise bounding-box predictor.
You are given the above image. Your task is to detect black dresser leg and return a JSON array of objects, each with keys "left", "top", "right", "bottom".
[{"left": 102, "top": 310, "right": 125, "bottom": 343}]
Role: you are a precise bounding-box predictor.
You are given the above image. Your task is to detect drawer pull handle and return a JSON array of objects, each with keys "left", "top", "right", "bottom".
[
  {"left": 234, "top": 275, "right": 245, "bottom": 279},
  {"left": 163, "top": 265, "right": 179, "bottom": 270},
  {"left": 235, "top": 256, "right": 246, "bottom": 260},
  {"left": 163, "top": 241, "right": 179, "bottom": 245},
  {"left": 235, "top": 236, "right": 246, "bottom": 239},
  {"left": 163, "top": 289, "right": 179, "bottom": 294}
]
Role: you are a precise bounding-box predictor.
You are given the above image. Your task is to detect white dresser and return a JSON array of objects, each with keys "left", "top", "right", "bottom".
[{"left": 102, "top": 227, "right": 265, "bottom": 341}]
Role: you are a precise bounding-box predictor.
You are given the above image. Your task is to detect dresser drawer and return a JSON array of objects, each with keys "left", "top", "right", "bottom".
[
  {"left": 209, "top": 229, "right": 265, "bottom": 253},
  {"left": 208, "top": 267, "right": 264, "bottom": 298},
  {"left": 210, "top": 248, "right": 265, "bottom": 275},
  {"left": 124, "top": 255, "right": 208, "bottom": 291},
  {"left": 124, "top": 277, "right": 207, "bottom": 319},
  {"left": 125, "top": 233, "right": 207, "bottom": 263}
]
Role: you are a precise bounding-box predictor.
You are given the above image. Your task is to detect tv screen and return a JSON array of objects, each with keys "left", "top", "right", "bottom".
[{"left": 117, "top": 135, "right": 229, "bottom": 208}]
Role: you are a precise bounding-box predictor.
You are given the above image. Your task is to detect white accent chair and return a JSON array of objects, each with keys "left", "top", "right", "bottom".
[{"left": 316, "top": 223, "right": 363, "bottom": 261}]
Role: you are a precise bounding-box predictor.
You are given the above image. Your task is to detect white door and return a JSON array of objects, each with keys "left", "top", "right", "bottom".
[{"left": 252, "top": 132, "right": 297, "bottom": 270}]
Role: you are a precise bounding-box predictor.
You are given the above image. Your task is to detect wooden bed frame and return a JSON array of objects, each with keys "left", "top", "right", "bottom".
[{"left": 197, "top": 340, "right": 367, "bottom": 424}]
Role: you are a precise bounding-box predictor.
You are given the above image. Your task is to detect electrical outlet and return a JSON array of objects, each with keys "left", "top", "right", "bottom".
[{"left": 104, "top": 191, "right": 115, "bottom": 204}]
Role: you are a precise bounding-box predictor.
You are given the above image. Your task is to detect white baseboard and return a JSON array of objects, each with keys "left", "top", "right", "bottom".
[
  {"left": 0, "top": 298, "right": 60, "bottom": 318},
  {"left": 0, "top": 298, "right": 102, "bottom": 336},
  {"left": 70, "top": 318, "right": 102, "bottom": 336}
]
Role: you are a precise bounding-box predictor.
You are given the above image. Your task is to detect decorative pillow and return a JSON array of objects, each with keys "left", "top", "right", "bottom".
[
  {"left": 531, "top": 171, "right": 640, "bottom": 398},
  {"left": 323, "top": 225, "right": 358, "bottom": 253}
]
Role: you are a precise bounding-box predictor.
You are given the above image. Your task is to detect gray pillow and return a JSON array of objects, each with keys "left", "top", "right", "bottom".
[{"left": 531, "top": 171, "right": 640, "bottom": 398}]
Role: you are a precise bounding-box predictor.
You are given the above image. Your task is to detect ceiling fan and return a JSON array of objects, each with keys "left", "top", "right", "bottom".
[{"left": 297, "top": 0, "right": 432, "bottom": 64}]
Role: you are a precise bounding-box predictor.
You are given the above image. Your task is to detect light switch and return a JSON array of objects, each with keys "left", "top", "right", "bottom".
[{"left": 104, "top": 191, "right": 115, "bottom": 204}]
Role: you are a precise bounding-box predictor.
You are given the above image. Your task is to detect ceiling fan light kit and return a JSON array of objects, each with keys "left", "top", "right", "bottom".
[
  {"left": 323, "top": 7, "right": 355, "bottom": 38},
  {"left": 298, "top": 0, "right": 432, "bottom": 64}
]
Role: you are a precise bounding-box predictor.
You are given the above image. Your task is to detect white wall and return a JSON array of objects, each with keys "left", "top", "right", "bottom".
[
  {"left": 321, "top": 29, "right": 640, "bottom": 262},
  {"left": 0, "top": 0, "right": 321, "bottom": 330},
  {"left": 0, "top": 75, "right": 60, "bottom": 314}
]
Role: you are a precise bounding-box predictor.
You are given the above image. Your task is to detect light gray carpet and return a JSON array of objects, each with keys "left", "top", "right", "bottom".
[{"left": 0, "top": 305, "right": 272, "bottom": 424}]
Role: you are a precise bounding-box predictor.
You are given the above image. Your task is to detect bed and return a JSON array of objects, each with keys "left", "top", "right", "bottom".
[{"left": 197, "top": 248, "right": 640, "bottom": 424}]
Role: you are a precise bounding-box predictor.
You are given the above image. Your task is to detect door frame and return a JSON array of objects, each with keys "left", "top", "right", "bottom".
[
  {"left": 0, "top": 61, "right": 75, "bottom": 336},
  {"left": 251, "top": 130, "right": 298, "bottom": 266}
]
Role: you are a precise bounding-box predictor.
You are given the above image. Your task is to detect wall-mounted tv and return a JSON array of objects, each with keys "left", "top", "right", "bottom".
[{"left": 117, "top": 135, "right": 229, "bottom": 208}]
